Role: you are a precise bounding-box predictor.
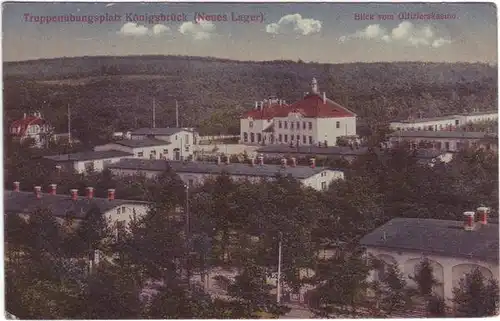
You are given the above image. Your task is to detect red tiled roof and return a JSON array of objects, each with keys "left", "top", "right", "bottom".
[
  {"left": 274, "top": 94, "right": 355, "bottom": 118},
  {"left": 10, "top": 116, "right": 46, "bottom": 137},
  {"left": 242, "top": 103, "right": 290, "bottom": 120}
]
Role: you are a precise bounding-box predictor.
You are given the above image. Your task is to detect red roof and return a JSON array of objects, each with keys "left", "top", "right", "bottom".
[
  {"left": 274, "top": 94, "right": 355, "bottom": 118},
  {"left": 243, "top": 103, "right": 290, "bottom": 120},
  {"left": 10, "top": 116, "right": 46, "bottom": 137},
  {"left": 243, "top": 94, "right": 355, "bottom": 120}
]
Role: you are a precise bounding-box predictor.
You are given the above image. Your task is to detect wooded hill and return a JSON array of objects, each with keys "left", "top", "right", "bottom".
[{"left": 3, "top": 56, "right": 497, "bottom": 145}]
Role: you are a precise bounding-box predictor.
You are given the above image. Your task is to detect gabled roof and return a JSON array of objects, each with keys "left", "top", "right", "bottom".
[
  {"left": 389, "top": 130, "right": 497, "bottom": 139},
  {"left": 10, "top": 116, "right": 47, "bottom": 137},
  {"left": 108, "top": 158, "right": 340, "bottom": 179},
  {"left": 130, "top": 128, "right": 191, "bottom": 136},
  {"left": 114, "top": 138, "right": 171, "bottom": 148},
  {"left": 44, "top": 150, "right": 134, "bottom": 162},
  {"left": 360, "top": 218, "right": 499, "bottom": 263},
  {"left": 274, "top": 94, "right": 356, "bottom": 119},
  {"left": 4, "top": 191, "right": 149, "bottom": 219}
]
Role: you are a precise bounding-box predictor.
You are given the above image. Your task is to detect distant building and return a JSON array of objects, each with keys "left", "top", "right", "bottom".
[
  {"left": 388, "top": 130, "right": 498, "bottom": 152},
  {"left": 389, "top": 110, "right": 498, "bottom": 132},
  {"left": 5, "top": 183, "right": 150, "bottom": 232},
  {"left": 94, "top": 138, "right": 174, "bottom": 160},
  {"left": 240, "top": 78, "right": 357, "bottom": 147},
  {"left": 107, "top": 157, "right": 344, "bottom": 191},
  {"left": 44, "top": 150, "right": 134, "bottom": 174},
  {"left": 360, "top": 211, "right": 498, "bottom": 304},
  {"left": 128, "top": 127, "right": 197, "bottom": 160},
  {"left": 9, "top": 112, "right": 53, "bottom": 147}
]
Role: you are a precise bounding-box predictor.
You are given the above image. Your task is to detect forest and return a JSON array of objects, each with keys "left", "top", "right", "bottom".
[
  {"left": 3, "top": 56, "right": 497, "bottom": 145},
  {"left": 4, "top": 136, "right": 499, "bottom": 318}
]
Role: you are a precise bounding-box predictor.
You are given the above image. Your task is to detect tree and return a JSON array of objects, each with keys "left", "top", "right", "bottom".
[
  {"left": 409, "top": 258, "right": 439, "bottom": 297},
  {"left": 453, "top": 268, "right": 500, "bottom": 317},
  {"left": 372, "top": 262, "right": 413, "bottom": 316},
  {"left": 308, "top": 248, "right": 372, "bottom": 317}
]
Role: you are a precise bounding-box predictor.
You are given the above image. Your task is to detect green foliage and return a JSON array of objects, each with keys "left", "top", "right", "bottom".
[
  {"left": 409, "top": 258, "right": 439, "bottom": 297},
  {"left": 452, "top": 268, "right": 500, "bottom": 317},
  {"left": 372, "top": 262, "right": 413, "bottom": 316}
]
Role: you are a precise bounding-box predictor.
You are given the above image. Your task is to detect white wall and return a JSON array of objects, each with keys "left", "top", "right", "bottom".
[
  {"left": 240, "top": 118, "right": 270, "bottom": 144},
  {"left": 103, "top": 203, "right": 150, "bottom": 227},
  {"left": 461, "top": 113, "right": 498, "bottom": 124},
  {"left": 389, "top": 136, "right": 497, "bottom": 152},
  {"left": 72, "top": 156, "right": 129, "bottom": 173},
  {"left": 316, "top": 117, "right": 356, "bottom": 146},
  {"left": 390, "top": 118, "right": 460, "bottom": 131},
  {"left": 301, "top": 169, "right": 345, "bottom": 190},
  {"left": 273, "top": 115, "right": 317, "bottom": 146},
  {"left": 94, "top": 143, "right": 179, "bottom": 160},
  {"left": 365, "top": 247, "right": 499, "bottom": 304}
]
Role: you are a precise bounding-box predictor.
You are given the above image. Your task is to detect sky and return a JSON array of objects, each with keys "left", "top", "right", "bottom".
[{"left": 2, "top": 2, "right": 498, "bottom": 63}]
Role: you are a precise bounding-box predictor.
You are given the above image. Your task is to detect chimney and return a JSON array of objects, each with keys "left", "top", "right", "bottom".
[
  {"left": 86, "top": 187, "right": 94, "bottom": 199},
  {"left": 49, "top": 184, "right": 57, "bottom": 195},
  {"left": 13, "top": 181, "right": 20, "bottom": 192},
  {"left": 70, "top": 189, "right": 78, "bottom": 201},
  {"left": 249, "top": 157, "right": 255, "bottom": 166},
  {"left": 34, "top": 186, "right": 42, "bottom": 199},
  {"left": 323, "top": 92, "right": 326, "bottom": 104},
  {"left": 463, "top": 211, "right": 475, "bottom": 231},
  {"left": 107, "top": 188, "right": 115, "bottom": 201},
  {"left": 23, "top": 113, "right": 26, "bottom": 119},
  {"left": 290, "top": 157, "right": 297, "bottom": 167},
  {"left": 281, "top": 158, "right": 287, "bottom": 168},
  {"left": 258, "top": 156, "right": 264, "bottom": 166},
  {"left": 477, "top": 207, "right": 490, "bottom": 225},
  {"left": 217, "top": 156, "right": 222, "bottom": 165},
  {"left": 255, "top": 101, "right": 258, "bottom": 109},
  {"left": 310, "top": 158, "right": 316, "bottom": 168},
  {"left": 226, "top": 156, "right": 230, "bottom": 165}
]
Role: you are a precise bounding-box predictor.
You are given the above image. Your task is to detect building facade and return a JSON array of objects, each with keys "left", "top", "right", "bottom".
[
  {"left": 128, "top": 127, "right": 197, "bottom": 160},
  {"left": 44, "top": 150, "right": 134, "bottom": 173},
  {"left": 240, "top": 78, "right": 357, "bottom": 147},
  {"left": 107, "top": 157, "right": 344, "bottom": 191},
  {"left": 360, "top": 213, "right": 499, "bottom": 306},
  {"left": 9, "top": 112, "right": 53, "bottom": 147}
]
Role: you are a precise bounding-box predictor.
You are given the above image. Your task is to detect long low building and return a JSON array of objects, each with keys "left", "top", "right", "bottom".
[
  {"left": 5, "top": 183, "right": 150, "bottom": 230},
  {"left": 389, "top": 130, "right": 498, "bottom": 152},
  {"left": 389, "top": 110, "right": 498, "bottom": 131},
  {"left": 107, "top": 157, "right": 344, "bottom": 191},
  {"left": 360, "top": 211, "right": 498, "bottom": 305},
  {"left": 44, "top": 150, "right": 134, "bottom": 173}
]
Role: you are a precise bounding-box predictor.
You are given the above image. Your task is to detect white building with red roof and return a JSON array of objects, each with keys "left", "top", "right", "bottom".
[
  {"left": 240, "top": 78, "right": 357, "bottom": 147},
  {"left": 9, "top": 112, "right": 53, "bottom": 147}
]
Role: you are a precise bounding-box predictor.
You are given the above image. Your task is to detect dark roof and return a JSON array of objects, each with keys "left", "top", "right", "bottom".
[
  {"left": 130, "top": 128, "right": 191, "bottom": 136},
  {"left": 114, "top": 138, "right": 171, "bottom": 148},
  {"left": 44, "top": 150, "right": 134, "bottom": 162},
  {"left": 257, "top": 145, "right": 369, "bottom": 156},
  {"left": 360, "top": 218, "right": 499, "bottom": 263},
  {"left": 4, "top": 190, "right": 149, "bottom": 219},
  {"left": 392, "top": 115, "right": 459, "bottom": 124},
  {"left": 108, "top": 158, "right": 337, "bottom": 179},
  {"left": 389, "top": 130, "right": 497, "bottom": 140}
]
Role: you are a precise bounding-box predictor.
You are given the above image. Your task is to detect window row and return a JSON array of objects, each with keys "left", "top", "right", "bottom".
[
  {"left": 278, "top": 134, "right": 313, "bottom": 145},
  {"left": 278, "top": 120, "right": 313, "bottom": 130}
]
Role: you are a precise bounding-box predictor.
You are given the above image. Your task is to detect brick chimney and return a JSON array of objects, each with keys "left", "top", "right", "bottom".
[
  {"left": 258, "top": 156, "right": 264, "bottom": 166},
  {"left": 49, "top": 184, "right": 57, "bottom": 195},
  {"left": 281, "top": 158, "right": 287, "bottom": 168},
  {"left": 70, "top": 189, "right": 78, "bottom": 201},
  {"left": 310, "top": 158, "right": 316, "bottom": 168},
  {"left": 463, "top": 211, "right": 475, "bottom": 231},
  {"left": 86, "top": 187, "right": 94, "bottom": 199},
  {"left": 323, "top": 92, "right": 326, "bottom": 104},
  {"left": 477, "top": 207, "right": 490, "bottom": 225},
  {"left": 13, "top": 181, "right": 20, "bottom": 192},
  {"left": 107, "top": 188, "right": 115, "bottom": 201},
  {"left": 34, "top": 186, "right": 42, "bottom": 199},
  {"left": 290, "top": 157, "right": 297, "bottom": 167}
]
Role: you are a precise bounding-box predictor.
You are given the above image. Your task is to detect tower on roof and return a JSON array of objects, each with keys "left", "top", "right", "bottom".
[{"left": 311, "top": 78, "right": 319, "bottom": 94}]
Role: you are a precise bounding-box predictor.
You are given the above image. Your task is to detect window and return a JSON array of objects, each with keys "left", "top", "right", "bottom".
[
  {"left": 279, "top": 134, "right": 282, "bottom": 142},
  {"left": 284, "top": 134, "right": 288, "bottom": 142},
  {"left": 435, "top": 142, "right": 442, "bottom": 149},
  {"left": 309, "top": 136, "right": 313, "bottom": 144},
  {"left": 303, "top": 135, "right": 307, "bottom": 144},
  {"left": 185, "top": 145, "right": 189, "bottom": 152},
  {"left": 297, "top": 135, "right": 300, "bottom": 142},
  {"left": 175, "top": 135, "right": 178, "bottom": 140},
  {"left": 455, "top": 120, "right": 459, "bottom": 126},
  {"left": 296, "top": 121, "right": 300, "bottom": 129},
  {"left": 279, "top": 121, "right": 282, "bottom": 129},
  {"left": 291, "top": 135, "right": 294, "bottom": 141},
  {"left": 185, "top": 134, "right": 189, "bottom": 144},
  {"left": 163, "top": 149, "right": 169, "bottom": 154},
  {"left": 284, "top": 122, "right": 288, "bottom": 129},
  {"left": 303, "top": 122, "right": 306, "bottom": 130},
  {"left": 321, "top": 182, "right": 327, "bottom": 190},
  {"left": 188, "top": 179, "right": 194, "bottom": 187},
  {"left": 257, "top": 133, "right": 262, "bottom": 142},
  {"left": 445, "top": 142, "right": 450, "bottom": 150},
  {"left": 121, "top": 206, "right": 126, "bottom": 213},
  {"left": 137, "top": 152, "right": 144, "bottom": 157},
  {"left": 291, "top": 122, "right": 294, "bottom": 130},
  {"left": 308, "top": 122, "right": 312, "bottom": 130},
  {"left": 428, "top": 125, "right": 433, "bottom": 131},
  {"left": 250, "top": 133, "right": 255, "bottom": 143},
  {"left": 243, "top": 132, "right": 248, "bottom": 142},
  {"left": 117, "top": 208, "right": 121, "bottom": 214},
  {"left": 249, "top": 121, "right": 254, "bottom": 128},
  {"left": 336, "top": 121, "right": 340, "bottom": 129}
]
